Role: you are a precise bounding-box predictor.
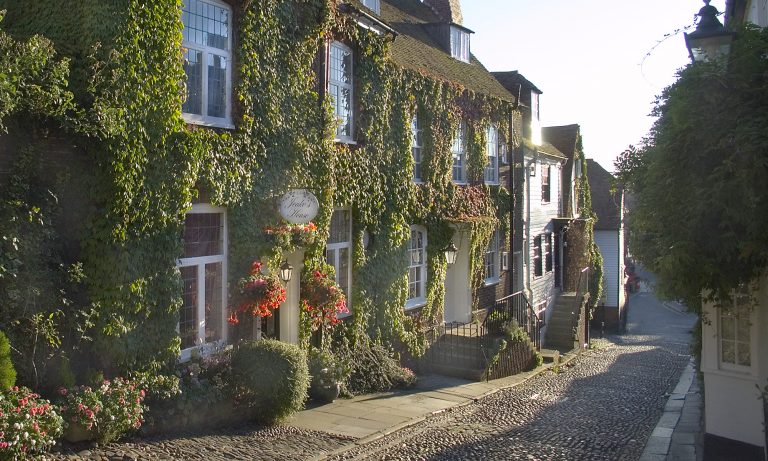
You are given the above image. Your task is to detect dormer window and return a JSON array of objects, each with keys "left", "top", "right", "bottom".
[
  {"left": 450, "top": 26, "right": 470, "bottom": 62},
  {"left": 361, "top": 0, "right": 380, "bottom": 15}
]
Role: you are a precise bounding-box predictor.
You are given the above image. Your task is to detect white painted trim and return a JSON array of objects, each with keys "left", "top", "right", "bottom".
[
  {"left": 181, "top": 0, "right": 233, "bottom": 127},
  {"left": 177, "top": 203, "right": 228, "bottom": 361},
  {"left": 406, "top": 225, "right": 428, "bottom": 308}
]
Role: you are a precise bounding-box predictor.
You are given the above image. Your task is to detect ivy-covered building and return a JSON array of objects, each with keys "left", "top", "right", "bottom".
[{"left": 0, "top": 0, "right": 552, "bottom": 386}]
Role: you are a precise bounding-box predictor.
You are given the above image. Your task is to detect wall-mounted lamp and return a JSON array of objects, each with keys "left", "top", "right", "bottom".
[
  {"left": 684, "top": 0, "right": 734, "bottom": 63},
  {"left": 279, "top": 260, "right": 293, "bottom": 282},
  {"left": 444, "top": 241, "right": 458, "bottom": 265}
]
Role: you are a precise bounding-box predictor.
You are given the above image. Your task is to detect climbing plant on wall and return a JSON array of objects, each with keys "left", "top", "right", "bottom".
[{"left": 0, "top": 0, "right": 519, "bottom": 377}]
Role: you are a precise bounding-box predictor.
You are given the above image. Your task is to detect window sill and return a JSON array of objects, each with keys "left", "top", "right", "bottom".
[
  {"left": 484, "top": 277, "right": 501, "bottom": 287},
  {"left": 334, "top": 137, "right": 357, "bottom": 145},
  {"left": 701, "top": 364, "right": 756, "bottom": 380},
  {"left": 405, "top": 299, "right": 426, "bottom": 311},
  {"left": 453, "top": 180, "right": 468, "bottom": 186},
  {"left": 179, "top": 340, "right": 228, "bottom": 362},
  {"left": 182, "top": 113, "right": 234, "bottom": 130}
]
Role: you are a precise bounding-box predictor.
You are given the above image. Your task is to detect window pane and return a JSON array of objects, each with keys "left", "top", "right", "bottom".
[
  {"left": 337, "top": 87, "right": 352, "bottom": 137},
  {"left": 183, "top": 212, "right": 223, "bottom": 258},
  {"left": 452, "top": 123, "right": 465, "bottom": 182},
  {"left": 407, "top": 228, "right": 426, "bottom": 303},
  {"left": 183, "top": 49, "right": 203, "bottom": 115},
  {"left": 182, "top": 0, "right": 229, "bottom": 50},
  {"left": 721, "top": 315, "right": 735, "bottom": 341},
  {"left": 329, "top": 210, "right": 351, "bottom": 243},
  {"left": 180, "top": 266, "right": 198, "bottom": 350},
  {"left": 204, "top": 262, "right": 223, "bottom": 344},
  {"left": 338, "top": 247, "right": 350, "bottom": 297},
  {"left": 737, "top": 341, "right": 751, "bottom": 366},
  {"left": 721, "top": 339, "right": 736, "bottom": 364},
  {"left": 207, "top": 53, "right": 227, "bottom": 118}
]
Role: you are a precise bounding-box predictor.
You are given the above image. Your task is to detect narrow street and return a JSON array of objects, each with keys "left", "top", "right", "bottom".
[
  {"left": 45, "top": 288, "right": 699, "bottom": 461},
  {"left": 326, "top": 289, "right": 698, "bottom": 461}
]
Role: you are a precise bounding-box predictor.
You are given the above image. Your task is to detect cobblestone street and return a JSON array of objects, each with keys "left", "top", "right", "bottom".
[{"left": 44, "top": 291, "right": 697, "bottom": 461}]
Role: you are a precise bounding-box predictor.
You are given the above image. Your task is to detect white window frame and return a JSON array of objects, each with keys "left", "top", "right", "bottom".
[
  {"left": 485, "top": 125, "right": 499, "bottom": 185},
  {"left": 718, "top": 292, "right": 753, "bottom": 372},
  {"left": 452, "top": 121, "right": 467, "bottom": 184},
  {"left": 361, "top": 0, "right": 380, "bottom": 15},
  {"left": 484, "top": 230, "right": 501, "bottom": 285},
  {"left": 181, "top": 0, "right": 233, "bottom": 129},
  {"left": 406, "top": 225, "right": 428, "bottom": 309},
  {"left": 533, "top": 234, "right": 542, "bottom": 278},
  {"left": 326, "top": 208, "right": 353, "bottom": 317},
  {"left": 177, "top": 203, "right": 228, "bottom": 362},
  {"left": 411, "top": 114, "right": 423, "bottom": 183},
  {"left": 329, "top": 41, "right": 354, "bottom": 143},
  {"left": 541, "top": 164, "right": 551, "bottom": 203},
  {"left": 544, "top": 232, "right": 553, "bottom": 273},
  {"left": 450, "top": 26, "right": 470, "bottom": 63}
]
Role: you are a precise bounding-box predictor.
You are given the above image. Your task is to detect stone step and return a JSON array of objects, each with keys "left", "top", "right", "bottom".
[
  {"left": 540, "top": 348, "right": 561, "bottom": 364},
  {"left": 430, "top": 363, "right": 485, "bottom": 381}
]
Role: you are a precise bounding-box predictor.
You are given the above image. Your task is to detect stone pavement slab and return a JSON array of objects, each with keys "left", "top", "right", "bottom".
[{"left": 640, "top": 359, "right": 704, "bottom": 461}]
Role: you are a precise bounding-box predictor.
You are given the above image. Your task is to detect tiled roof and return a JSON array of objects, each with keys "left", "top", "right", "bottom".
[
  {"left": 542, "top": 125, "right": 579, "bottom": 161},
  {"left": 586, "top": 159, "right": 623, "bottom": 230},
  {"left": 378, "top": 0, "right": 518, "bottom": 103},
  {"left": 537, "top": 141, "right": 567, "bottom": 160},
  {"left": 491, "top": 71, "right": 542, "bottom": 95}
]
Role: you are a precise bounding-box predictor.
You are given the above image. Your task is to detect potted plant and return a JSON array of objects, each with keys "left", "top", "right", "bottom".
[{"left": 307, "top": 348, "right": 348, "bottom": 403}]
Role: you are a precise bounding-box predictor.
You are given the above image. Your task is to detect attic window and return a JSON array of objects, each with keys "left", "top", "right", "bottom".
[
  {"left": 361, "top": 0, "right": 380, "bottom": 15},
  {"left": 450, "top": 26, "right": 470, "bottom": 62}
]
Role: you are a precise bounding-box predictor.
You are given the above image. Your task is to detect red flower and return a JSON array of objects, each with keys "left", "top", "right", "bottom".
[{"left": 228, "top": 312, "right": 240, "bottom": 325}]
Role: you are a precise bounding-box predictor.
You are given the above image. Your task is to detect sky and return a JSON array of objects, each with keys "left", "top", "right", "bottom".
[{"left": 462, "top": 0, "right": 726, "bottom": 173}]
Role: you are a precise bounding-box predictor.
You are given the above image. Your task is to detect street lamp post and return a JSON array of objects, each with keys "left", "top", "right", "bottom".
[{"left": 684, "top": 0, "right": 735, "bottom": 62}]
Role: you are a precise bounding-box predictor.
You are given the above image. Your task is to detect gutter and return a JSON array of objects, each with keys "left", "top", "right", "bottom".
[{"left": 339, "top": 3, "right": 398, "bottom": 38}]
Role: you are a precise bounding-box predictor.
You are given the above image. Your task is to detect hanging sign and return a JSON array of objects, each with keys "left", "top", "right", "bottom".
[{"left": 279, "top": 189, "right": 319, "bottom": 224}]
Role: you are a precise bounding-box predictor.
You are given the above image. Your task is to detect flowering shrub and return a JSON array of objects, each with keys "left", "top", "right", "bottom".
[
  {"left": 59, "top": 377, "right": 146, "bottom": 444},
  {"left": 264, "top": 221, "right": 318, "bottom": 237},
  {"left": 0, "top": 386, "right": 63, "bottom": 458},
  {"left": 301, "top": 267, "right": 348, "bottom": 332},
  {"left": 228, "top": 261, "right": 286, "bottom": 325}
]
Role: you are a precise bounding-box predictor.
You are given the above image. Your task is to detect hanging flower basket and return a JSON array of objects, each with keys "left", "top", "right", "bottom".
[
  {"left": 301, "top": 267, "right": 349, "bottom": 332},
  {"left": 264, "top": 222, "right": 318, "bottom": 247},
  {"left": 228, "top": 261, "right": 286, "bottom": 325}
]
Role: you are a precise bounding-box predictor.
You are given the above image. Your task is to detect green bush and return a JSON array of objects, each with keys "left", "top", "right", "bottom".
[
  {"left": 231, "top": 339, "right": 309, "bottom": 424},
  {"left": 337, "top": 340, "right": 416, "bottom": 395},
  {"left": 0, "top": 332, "right": 16, "bottom": 389},
  {"left": 142, "top": 348, "right": 239, "bottom": 434}
]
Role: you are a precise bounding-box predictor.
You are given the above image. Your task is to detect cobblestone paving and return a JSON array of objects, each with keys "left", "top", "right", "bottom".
[
  {"left": 42, "top": 424, "right": 354, "bottom": 461},
  {"left": 327, "top": 335, "right": 692, "bottom": 461},
  {"left": 38, "top": 332, "right": 691, "bottom": 461}
]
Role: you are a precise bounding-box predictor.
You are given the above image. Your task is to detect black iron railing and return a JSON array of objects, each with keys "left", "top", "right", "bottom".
[
  {"left": 424, "top": 291, "right": 541, "bottom": 371},
  {"left": 484, "top": 291, "right": 541, "bottom": 350}
]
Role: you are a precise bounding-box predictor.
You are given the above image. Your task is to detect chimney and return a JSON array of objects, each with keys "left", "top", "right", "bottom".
[{"left": 422, "top": 0, "right": 463, "bottom": 25}]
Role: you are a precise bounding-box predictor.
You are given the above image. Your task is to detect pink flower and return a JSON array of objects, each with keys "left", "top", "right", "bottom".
[{"left": 57, "top": 387, "right": 68, "bottom": 396}]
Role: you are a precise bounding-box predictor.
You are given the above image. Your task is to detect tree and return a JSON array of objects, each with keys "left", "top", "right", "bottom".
[{"left": 615, "top": 24, "right": 768, "bottom": 311}]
